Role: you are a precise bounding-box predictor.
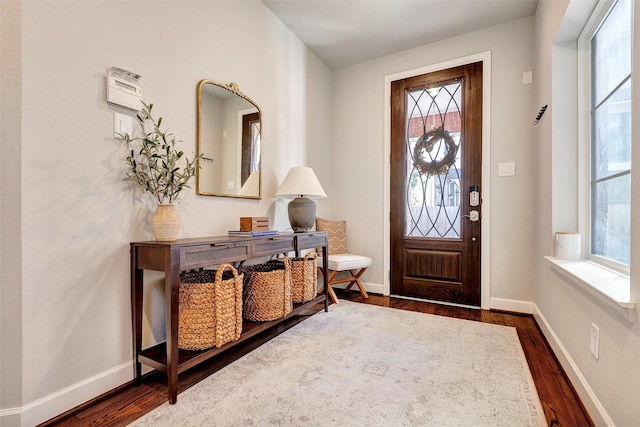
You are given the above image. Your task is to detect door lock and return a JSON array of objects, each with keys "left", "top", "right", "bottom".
[{"left": 470, "top": 185, "right": 480, "bottom": 207}]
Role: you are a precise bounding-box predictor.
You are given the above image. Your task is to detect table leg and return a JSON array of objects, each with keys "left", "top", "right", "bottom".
[
  {"left": 131, "top": 246, "right": 143, "bottom": 386},
  {"left": 166, "top": 248, "right": 181, "bottom": 404},
  {"left": 322, "top": 245, "right": 329, "bottom": 312}
]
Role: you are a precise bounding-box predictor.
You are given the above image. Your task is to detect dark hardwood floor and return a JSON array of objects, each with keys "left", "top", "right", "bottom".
[{"left": 40, "top": 291, "right": 593, "bottom": 427}]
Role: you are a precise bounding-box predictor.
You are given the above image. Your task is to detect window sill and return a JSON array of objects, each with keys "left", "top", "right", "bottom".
[{"left": 544, "top": 256, "right": 635, "bottom": 322}]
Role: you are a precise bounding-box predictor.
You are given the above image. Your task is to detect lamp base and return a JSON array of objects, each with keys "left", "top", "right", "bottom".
[{"left": 288, "top": 197, "right": 316, "bottom": 232}]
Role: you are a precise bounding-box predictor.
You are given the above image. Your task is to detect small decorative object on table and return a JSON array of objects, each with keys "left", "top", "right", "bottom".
[
  {"left": 117, "top": 101, "right": 200, "bottom": 241},
  {"left": 240, "top": 216, "right": 269, "bottom": 231}
]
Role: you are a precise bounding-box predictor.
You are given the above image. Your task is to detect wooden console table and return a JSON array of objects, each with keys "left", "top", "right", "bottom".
[{"left": 130, "top": 232, "right": 329, "bottom": 404}]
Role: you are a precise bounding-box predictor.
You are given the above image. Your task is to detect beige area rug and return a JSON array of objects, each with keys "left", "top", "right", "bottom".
[{"left": 131, "top": 300, "right": 546, "bottom": 426}]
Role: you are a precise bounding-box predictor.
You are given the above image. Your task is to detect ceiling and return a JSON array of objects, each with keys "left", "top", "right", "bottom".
[{"left": 262, "top": 0, "right": 539, "bottom": 70}]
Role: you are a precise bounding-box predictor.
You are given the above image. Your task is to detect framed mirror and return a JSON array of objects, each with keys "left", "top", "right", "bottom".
[{"left": 196, "top": 80, "right": 262, "bottom": 199}]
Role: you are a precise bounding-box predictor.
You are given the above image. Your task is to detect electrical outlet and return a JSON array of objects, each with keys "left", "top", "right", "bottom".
[{"left": 590, "top": 323, "right": 600, "bottom": 360}]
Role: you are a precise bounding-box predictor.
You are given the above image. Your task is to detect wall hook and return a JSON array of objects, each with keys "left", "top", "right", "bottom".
[{"left": 533, "top": 105, "right": 548, "bottom": 125}]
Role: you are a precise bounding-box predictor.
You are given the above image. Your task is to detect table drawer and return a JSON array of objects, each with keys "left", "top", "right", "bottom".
[
  {"left": 181, "top": 242, "right": 249, "bottom": 270},
  {"left": 251, "top": 236, "right": 295, "bottom": 258},
  {"left": 296, "top": 233, "right": 328, "bottom": 251}
]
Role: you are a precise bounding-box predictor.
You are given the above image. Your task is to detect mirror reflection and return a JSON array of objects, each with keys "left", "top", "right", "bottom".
[{"left": 196, "top": 80, "right": 261, "bottom": 198}]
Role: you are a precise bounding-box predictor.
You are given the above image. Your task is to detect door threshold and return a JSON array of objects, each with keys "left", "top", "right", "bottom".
[{"left": 390, "top": 294, "right": 481, "bottom": 311}]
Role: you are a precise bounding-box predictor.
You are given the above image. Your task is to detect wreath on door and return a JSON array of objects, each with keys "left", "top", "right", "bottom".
[{"left": 412, "top": 126, "right": 458, "bottom": 176}]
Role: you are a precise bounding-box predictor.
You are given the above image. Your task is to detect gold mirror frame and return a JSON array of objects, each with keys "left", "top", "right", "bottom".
[{"left": 196, "top": 80, "right": 262, "bottom": 199}]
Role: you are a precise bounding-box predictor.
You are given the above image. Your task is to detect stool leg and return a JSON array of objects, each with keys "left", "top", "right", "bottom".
[
  {"left": 318, "top": 269, "right": 340, "bottom": 304},
  {"left": 344, "top": 268, "right": 369, "bottom": 299},
  {"left": 327, "top": 270, "right": 339, "bottom": 304},
  {"left": 327, "top": 285, "right": 339, "bottom": 304}
]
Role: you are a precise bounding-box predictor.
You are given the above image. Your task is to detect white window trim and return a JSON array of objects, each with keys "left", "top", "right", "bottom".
[{"left": 545, "top": 256, "right": 634, "bottom": 321}]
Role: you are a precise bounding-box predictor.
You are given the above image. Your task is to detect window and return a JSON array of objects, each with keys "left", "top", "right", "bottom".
[{"left": 583, "top": 0, "right": 632, "bottom": 272}]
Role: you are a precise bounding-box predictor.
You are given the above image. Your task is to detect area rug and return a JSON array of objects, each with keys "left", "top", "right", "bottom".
[{"left": 131, "top": 300, "right": 546, "bottom": 426}]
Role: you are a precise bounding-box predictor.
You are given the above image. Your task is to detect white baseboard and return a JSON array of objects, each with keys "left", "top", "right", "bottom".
[
  {"left": 532, "top": 304, "right": 613, "bottom": 427},
  {"left": 0, "top": 407, "right": 21, "bottom": 427},
  {"left": 0, "top": 361, "right": 133, "bottom": 427},
  {"left": 490, "top": 297, "right": 535, "bottom": 314}
]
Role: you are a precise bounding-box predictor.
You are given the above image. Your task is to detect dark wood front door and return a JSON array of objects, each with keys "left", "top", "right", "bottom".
[{"left": 390, "top": 62, "right": 482, "bottom": 306}]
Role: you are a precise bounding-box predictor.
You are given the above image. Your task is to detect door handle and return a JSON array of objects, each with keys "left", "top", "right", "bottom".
[{"left": 463, "top": 210, "right": 480, "bottom": 221}]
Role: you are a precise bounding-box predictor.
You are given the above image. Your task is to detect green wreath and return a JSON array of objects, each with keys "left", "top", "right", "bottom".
[{"left": 412, "top": 126, "right": 458, "bottom": 176}]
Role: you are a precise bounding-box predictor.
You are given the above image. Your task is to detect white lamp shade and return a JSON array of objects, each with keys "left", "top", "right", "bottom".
[{"left": 275, "top": 166, "right": 327, "bottom": 199}]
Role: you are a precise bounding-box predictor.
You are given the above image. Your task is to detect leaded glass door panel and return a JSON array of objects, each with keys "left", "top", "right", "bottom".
[{"left": 390, "top": 62, "right": 482, "bottom": 305}]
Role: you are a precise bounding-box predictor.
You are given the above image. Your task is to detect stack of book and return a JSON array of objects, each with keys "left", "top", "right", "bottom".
[{"left": 228, "top": 229, "right": 279, "bottom": 237}]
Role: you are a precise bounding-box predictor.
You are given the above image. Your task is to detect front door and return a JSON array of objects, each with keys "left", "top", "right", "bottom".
[{"left": 390, "top": 62, "right": 482, "bottom": 306}]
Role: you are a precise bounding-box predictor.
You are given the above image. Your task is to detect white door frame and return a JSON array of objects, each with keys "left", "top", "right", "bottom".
[{"left": 382, "top": 51, "right": 492, "bottom": 310}]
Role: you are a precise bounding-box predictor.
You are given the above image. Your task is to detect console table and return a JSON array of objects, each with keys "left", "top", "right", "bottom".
[{"left": 130, "top": 231, "right": 329, "bottom": 404}]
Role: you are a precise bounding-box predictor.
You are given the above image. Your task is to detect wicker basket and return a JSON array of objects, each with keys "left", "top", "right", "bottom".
[
  {"left": 240, "top": 257, "right": 292, "bottom": 321},
  {"left": 178, "top": 264, "right": 243, "bottom": 350},
  {"left": 269, "top": 252, "right": 317, "bottom": 303}
]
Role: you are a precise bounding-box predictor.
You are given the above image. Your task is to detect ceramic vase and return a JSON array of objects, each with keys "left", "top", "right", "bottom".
[{"left": 151, "top": 204, "right": 180, "bottom": 241}]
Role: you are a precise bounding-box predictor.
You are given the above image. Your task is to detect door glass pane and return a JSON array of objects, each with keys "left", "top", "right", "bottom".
[
  {"left": 592, "top": 0, "right": 631, "bottom": 107},
  {"left": 251, "top": 120, "right": 261, "bottom": 173},
  {"left": 592, "top": 80, "right": 631, "bottom": 180},
  {"left": 591, "top": 173, "right": 630, "bottom": 264},
  {"left": 405, "top": 81, "right": 462, "bottom": 238}
]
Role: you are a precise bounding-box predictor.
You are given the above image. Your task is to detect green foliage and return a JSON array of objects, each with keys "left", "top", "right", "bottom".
[{"left": 117, "top": 101, "right": 200, "bottom": 204}]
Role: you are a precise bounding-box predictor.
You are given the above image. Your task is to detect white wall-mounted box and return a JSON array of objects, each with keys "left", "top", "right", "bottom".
[{"left": 107, "top": 67, "right": 142, "bottom": 111}]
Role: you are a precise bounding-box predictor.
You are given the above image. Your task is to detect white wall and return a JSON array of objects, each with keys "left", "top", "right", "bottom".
[
  {"left": 1, "top": 2, "right": 24, "bottom": 425},
  {"left": 534, "top": 1, "right": 640, "bottom": 425},
  {"left": 0, "top": 1, "right": 332, "bottom": 425},
  {"left": 332, "top": 17, "right": 536, "bottom": 306}
]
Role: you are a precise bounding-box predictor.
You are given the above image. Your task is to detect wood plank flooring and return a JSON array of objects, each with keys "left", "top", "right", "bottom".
[{"left": 40, "top": 291, "right": 593, "bottom": 427}]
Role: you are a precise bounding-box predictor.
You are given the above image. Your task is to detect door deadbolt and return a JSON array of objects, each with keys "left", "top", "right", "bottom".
[{"left": 470, "top": 185, "right": 480, "bottom": 207}]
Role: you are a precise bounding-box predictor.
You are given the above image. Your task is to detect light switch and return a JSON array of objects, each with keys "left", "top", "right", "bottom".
[
  {"left": 498, "top": 162, "right": 516, "bottom": 177},
  {"left": 523, "top": 71, "right": 533, "bottom": 85},
  {"left": 113, "top": 112, "right": 132, "bottom": 135},
  {"left": 227, "top": 180, "right": 235, "bottom": 190}
]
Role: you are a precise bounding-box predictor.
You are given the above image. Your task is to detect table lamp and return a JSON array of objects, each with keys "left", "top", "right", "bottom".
[{"left": 275, "top": 166, "right": 327, "bottom": 232}]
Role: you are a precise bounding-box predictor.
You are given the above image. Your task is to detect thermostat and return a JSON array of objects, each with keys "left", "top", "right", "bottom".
[{"left": 107, "top": 67, "right": 142, "bottom": 111}]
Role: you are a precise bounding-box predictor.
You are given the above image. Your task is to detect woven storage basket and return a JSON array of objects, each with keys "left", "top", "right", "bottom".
[
  {"left": 240, "top": 257, "right": 292, "bottom": 321},
  {"left": 269, "top": 252, "right": 317, "bottom": 303},
  {"left": 178, "top": 264, "right": 243, "bottom": 350}
]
